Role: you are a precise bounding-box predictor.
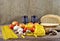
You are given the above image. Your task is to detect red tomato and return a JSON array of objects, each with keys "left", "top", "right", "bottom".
[
  {"left": 23, "top": 27, "right": 27, "bottom": 33},
  {"left": 9, "top": 24, "right": 14, "bottom": 30},
  {"left": 30, "top": 27, "right": 35, "bottom": 32}
]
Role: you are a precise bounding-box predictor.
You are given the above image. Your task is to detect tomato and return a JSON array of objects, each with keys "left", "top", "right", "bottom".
[
  {"left": 30, "top": 27, "right": 35, "bottom": 32},
  {"left": 23, "top": 27, "right": 27, "bottom": 33},
  {"left": 9, "top": 24, "right": 14, "bottom": 30}
]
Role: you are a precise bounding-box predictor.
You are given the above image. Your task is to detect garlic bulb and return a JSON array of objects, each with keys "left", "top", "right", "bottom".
[
  {"left": 13, "top": 25, "right": 20, "bottom": 31},
  {"left": 17, "top": 28, "right": 23, "bottom": 34}
]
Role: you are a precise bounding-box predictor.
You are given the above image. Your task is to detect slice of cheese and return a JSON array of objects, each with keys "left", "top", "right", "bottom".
[{"left": 40, "top": 14, "right": 60, "bottom": 24}]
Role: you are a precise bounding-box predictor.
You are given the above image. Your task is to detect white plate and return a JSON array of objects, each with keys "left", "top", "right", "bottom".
[{"left": 41, "top": 23, "right": 59, "bottom": 26}]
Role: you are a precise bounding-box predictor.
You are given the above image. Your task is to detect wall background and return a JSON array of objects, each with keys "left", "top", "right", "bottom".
[
  {"left": 0, "top": 0, "right": 60, "bottom": 24},
  {"left": 52, "top": 0, "right": 60, "bottom": 15}
]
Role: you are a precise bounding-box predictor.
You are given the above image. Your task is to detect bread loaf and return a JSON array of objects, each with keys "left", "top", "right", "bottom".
[{"left": 41, "top": 14, "right": 60, "bottom": 24}]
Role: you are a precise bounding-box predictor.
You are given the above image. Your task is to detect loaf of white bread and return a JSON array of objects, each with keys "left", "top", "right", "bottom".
[
  {"left": 40, "top": 14, "right": 60, "bottom": 33},
  {"left": 41, "top": 14, "right": 60, "bottom": 24}
]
